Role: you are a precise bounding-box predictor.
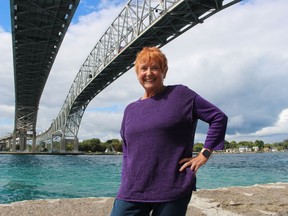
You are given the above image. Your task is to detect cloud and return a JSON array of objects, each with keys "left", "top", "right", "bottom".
[
  {"left": 226, "top": 108, "right": 288, "bottom": 142},
  {"left": 228, "top": 115, "right": 244, "bottom": 128},
  {"left": 253, "top": 109, "right": 288, "bottom": 136},
  {"left": 1, "top": 0, "right": 288, "bottom": 144},
  {"left": 161, "top": 0, "right": 288, "bottom": 142},
  {"left": 79, "top": 110, "right": 123, "bottom": 141},
  {"left": 0, "top": 28, "right": 14, "bottom": 135},
  {"left": 37, "top": 3, "right": 125, "bottom": 129}
]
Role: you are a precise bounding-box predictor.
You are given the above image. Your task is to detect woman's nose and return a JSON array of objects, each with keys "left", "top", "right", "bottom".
[{"left": 146, "top": 67, "right": 152, "bottom": 75}]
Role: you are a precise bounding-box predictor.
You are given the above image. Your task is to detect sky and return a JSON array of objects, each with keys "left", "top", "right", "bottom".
[{"left": 0, "top": 0, "right": 288, "bottom": 144}]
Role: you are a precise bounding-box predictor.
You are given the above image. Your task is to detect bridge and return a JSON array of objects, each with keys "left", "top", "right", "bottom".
[
  {"left": 1, "top": 0, "right": 241, "bottom": 153},
  {"left": 5, "top": 0, "right": 80, "bottom": 152}
]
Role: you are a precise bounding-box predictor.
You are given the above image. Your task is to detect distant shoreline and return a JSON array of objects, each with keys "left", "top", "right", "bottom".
[{"left": 0, "top": 150, "right": 287, "bottom": 156}]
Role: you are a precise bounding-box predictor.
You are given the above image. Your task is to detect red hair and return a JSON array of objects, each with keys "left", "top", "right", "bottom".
[{"left": 135, "top": 47, "right": 168, "bottom": 74}]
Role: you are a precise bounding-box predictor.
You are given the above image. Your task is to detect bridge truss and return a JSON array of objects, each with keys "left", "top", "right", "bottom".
[{"left": 37, "top": 0, "right": 241, "bottom": 152}]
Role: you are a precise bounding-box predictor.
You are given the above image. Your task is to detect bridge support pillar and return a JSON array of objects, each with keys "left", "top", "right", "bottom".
[
  {"left": 60, "top": 138, "right": 66, "bottom": 153},
  {"left": 12, "top": 131, "right": 16, "bottom": 152},
  {"left": 32, "top": 131, "right": 36, "bottom": 153},
  {"left": 73, "top": 137, "right": 79, "bottom": 153},
  {"left": 8, "top": 138, "right": 12, "bottom": 150},
  {"left": 19, "top": 130, "right": 26, "bottom": 151}
]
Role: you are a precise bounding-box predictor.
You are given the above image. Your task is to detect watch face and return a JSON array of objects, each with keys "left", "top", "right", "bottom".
[{"left": 202, "top": 149, "right": 211, "bottom": 158}]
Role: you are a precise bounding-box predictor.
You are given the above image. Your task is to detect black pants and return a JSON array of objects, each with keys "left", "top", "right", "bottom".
[{"left": 110, "top": 192, "right": 192, "bottom": 216}]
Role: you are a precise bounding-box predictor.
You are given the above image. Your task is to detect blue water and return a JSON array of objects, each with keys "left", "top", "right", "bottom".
[{"left": 0, "top": 152, "right": 287, "bottom": 204}]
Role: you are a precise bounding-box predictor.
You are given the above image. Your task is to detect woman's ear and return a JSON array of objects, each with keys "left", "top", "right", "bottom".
[{"left": 163, "top": 69, "right": 168, "bottom": 79}]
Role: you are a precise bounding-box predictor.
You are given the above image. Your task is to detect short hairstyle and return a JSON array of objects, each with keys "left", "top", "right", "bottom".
[{"left": 135, "top": 47, "right": 168, "bottom": 74}]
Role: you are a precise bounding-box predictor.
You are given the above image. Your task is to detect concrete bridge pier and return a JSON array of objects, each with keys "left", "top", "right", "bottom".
[
  {"left": 73, "top": 137, "right": 79, "bottom": 153},
  {"left": 32, "top": 131, "right": 36, "bottom": 153},
  {"left": 7, "top": 138, "right": 12, "bottom": 150},
  {"left": 60, "top": 138, "right": 66, "bottom": 153},
  {"left": 12, "top": 131, "right": 17, "bottom": 152},
  {"left": 19, "top": 130, "right": 27, "bottom": 151}
]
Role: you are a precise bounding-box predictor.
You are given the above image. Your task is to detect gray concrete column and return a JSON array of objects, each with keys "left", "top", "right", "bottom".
[
  {"left": 73, "top": 137, "right": 79, "bottom": 153},
  {"left": 51, "top": 137, "right": 54, "bottom": 152},
  {"left": 60, "top": 138, "right": 66, "bottom": 153},
  {"left": 12, "top": 131, "right": 17, "bottom": 152},
  {"left": 32, "top": 131, "right": 36, "bottom": 153},
  {"left": 19, "top": 130, "right": 26, "bottom": 151},
  {"left": 8, "top": 138, "right": 12, "bottom": 149}
]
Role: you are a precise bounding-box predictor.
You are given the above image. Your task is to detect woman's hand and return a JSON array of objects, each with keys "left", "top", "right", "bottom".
[{"left": 179, "top": 153, "right": 209, "bottom": 173}]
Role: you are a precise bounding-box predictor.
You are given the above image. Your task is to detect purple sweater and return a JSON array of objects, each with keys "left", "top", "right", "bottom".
[{"left": 117, "top": 85, "right": 227, "bottom": 202}]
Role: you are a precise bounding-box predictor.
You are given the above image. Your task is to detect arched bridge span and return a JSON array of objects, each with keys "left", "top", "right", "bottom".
[{"left": 36, "top": 0, "right": 241, "bottom": 152}]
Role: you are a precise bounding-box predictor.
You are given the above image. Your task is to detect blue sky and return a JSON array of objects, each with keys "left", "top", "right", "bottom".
[
  {"left": 0, "top": 0, "right": 125, "bottom": 31},
  {"left": 0, "top": 1, "right": 11, "bottom": 32},
  {"left": 1, "top": 0, "right": 288, "bottom": 143}
]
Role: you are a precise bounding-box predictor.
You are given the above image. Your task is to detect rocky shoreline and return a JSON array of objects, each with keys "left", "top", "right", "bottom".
[{"left": 0, "top": 182, "right": 287, "bottom": 216}]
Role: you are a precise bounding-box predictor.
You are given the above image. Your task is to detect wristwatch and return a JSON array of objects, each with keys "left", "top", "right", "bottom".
[{"left": 201, "top": 148, "right": 212, "bottom": 159}]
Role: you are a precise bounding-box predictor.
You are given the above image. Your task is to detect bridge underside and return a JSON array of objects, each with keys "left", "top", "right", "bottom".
[
  {"left": 62, "top": 0, "right": 237, "bottom": 140},
  {"left": 74, "top": 0, "right": 225, "bottom": 110},
  {"left": 10, "top": 0, "right": 79, "bottom": 150}
]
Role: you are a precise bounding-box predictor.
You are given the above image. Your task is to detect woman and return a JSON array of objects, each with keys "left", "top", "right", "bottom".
[{"left": 110, "top": 47, "right": 228, "bottom": 216}]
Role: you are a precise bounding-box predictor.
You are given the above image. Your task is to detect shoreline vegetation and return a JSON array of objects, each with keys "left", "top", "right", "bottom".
[
  {"left": 0, "top": 182, "right": 287, "bottom": 216},
  {"left": 1, "top": 150, "right": 288, "bottom": 156},
  {"left": 1, "top": 149, "right": 287, "bottom": 156},
  {"left": 2, "top": 138, "right": 288, "bottom": 154}
]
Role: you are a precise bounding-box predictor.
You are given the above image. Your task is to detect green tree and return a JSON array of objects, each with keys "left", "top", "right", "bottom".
[
  {"left": 254, "top": 140, "right": 264, "bottom": 150},
  {"left": 112, "top": 139, "right": 122, "bottom": 152},
  {"left": 238, "top": 141, "right": 253, "bottom": 148},
  {"left": 193, "top": 143, "right": 203, "bottom": 152},
  {"left": 264, "top": 144, "right": 272, "bottom": 149},
  {"left": 66, "top": 143, "right": 73, "bottom": 151},
  {"left": 90, "top": 138, "right": 103, "bottom": 152},
  {"left": 224, "top": 140, "right": 230, "bottom": 149},
  {"left": 229, "top": 141, "right": 238, "bottom": 149},
  {"left": 79, "top": 140, "right": 90, "bottom": 152}
]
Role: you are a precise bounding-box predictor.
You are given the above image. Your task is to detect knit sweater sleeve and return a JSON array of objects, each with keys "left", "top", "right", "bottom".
[
  {"left": 120, "top": 106, "right": 128, "bottom": 157},
  {"left": 193, "top": 94, "right": 228, "bottom": 150}
]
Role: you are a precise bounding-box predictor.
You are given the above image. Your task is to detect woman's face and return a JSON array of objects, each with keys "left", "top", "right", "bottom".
[{"left": 136, "top": 60, "right": 166, "bottom": 95}]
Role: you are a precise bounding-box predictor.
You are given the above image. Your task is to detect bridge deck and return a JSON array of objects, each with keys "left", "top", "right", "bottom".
[{"left": 10, "top": 0, "right": 79, "bottom": 133}]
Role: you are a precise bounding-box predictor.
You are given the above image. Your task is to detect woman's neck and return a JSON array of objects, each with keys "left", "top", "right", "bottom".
[{"left": 142, "top": 85, "right": 166, "bottom": 100}]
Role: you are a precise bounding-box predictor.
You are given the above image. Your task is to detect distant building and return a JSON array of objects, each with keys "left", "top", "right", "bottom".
[
  {"left": 225, "top": 148, "right": 239, "bottom": 153},
  {"left": 239, "top": 146, "right": 251, "bottom": 153},
  {"left": 253, "top": 146, "right": 259, "bottom": 152}
]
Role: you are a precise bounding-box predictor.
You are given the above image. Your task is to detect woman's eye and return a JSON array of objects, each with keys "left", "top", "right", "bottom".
[{"left": 151, "top": 67, "right": 159, "bottom": 71}]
